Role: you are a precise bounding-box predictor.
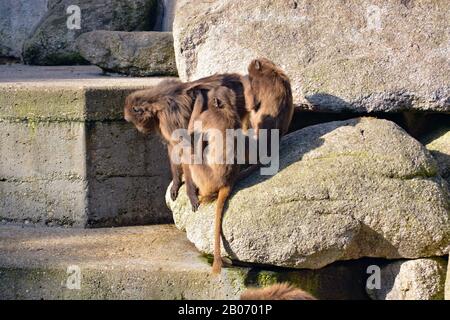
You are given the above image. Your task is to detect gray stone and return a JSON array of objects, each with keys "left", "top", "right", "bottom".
[
  {"left": 0, "top": 224, "right": 370, "bottom": 300},
  {"left": 0, "top": 0, "right": 49, "bottom": 59},
  {"left": 0, "top": 121, "right": 86, "bottom": 180},
  {"left": 367, "top": 258, "right": 447, "bottom": 300},
  {"left": 0, "top": 117, "right": 171, "bottom": 228},
  {"left": 0, "top": 66, "right": 173, "bottom": 227},
  {"left": 23, "top": 0, "right": 159, "bottom": 65},
  {"left": 167, "top": 118, "right": 450, "bottom": 269},
  {"left": 77, "top": 31, "right": 177, "bottom": 76},
  {"left": 84, "top": 121, "right": 172, "bottom": 227},
  {"left": 0, "top": 179, "right": 88, "bottom": 227},
  {"left": 426, "top": 128, "right": 450, "bottom": 186},
  {"left": 173, "top": 0, "right": 450, "bottom": 113},
  {"left": 154, "top": 0, "right": 177, "bottom": 31}
]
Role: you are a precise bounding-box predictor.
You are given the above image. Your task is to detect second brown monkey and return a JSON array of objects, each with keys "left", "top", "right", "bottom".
[{"left": 188, "top": 86, "right": 242, "bottom": 274}]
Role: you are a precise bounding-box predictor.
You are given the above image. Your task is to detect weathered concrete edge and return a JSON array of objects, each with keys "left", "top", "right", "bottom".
[
  {"left": 0, "top": 85, "right": 153, "bottom": 122},
  {"left": 0, "top": 261, "right": 374, "bottom": 300},
  {"left": 0, "top": 266, "right": 247, "bottom": 300}
]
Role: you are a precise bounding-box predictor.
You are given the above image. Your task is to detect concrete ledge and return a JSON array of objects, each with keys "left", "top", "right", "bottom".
[
  {"left": 0, "top": 224, "right": 370, "bottom": 300},
  {"left": 0, "top": 65, "right": 176, "bottom": 121},
  {"left": 0, "top": 66, "right": 172, "bottom": 227}
]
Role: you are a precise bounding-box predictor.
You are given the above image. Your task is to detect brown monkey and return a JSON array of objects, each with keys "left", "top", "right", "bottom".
[
  {"left": 124, "top": 74, "right": 250, "bottom": 211},
  {"left": 244, "top": 58, "right": 294, "bottom": 137},
  {"left": 240, "top": 283, "right": 317, "bottom": 300},
  {"left": 239, "top": 58, "right": 294, "bottom": 176},
  {"left": 188, "top": 86, "right": 241, "bottom": 274}
]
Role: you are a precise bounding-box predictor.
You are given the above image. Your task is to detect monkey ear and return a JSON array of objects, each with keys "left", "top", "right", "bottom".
[
  {"left": 254, "top": 60, "right": 261, "bottom": 70},
  {"left": 213, "top": 97, "right": 219, "bottom": 108},
  {"left": 213, "top": 97, "right": 224, "bottom": 109}
]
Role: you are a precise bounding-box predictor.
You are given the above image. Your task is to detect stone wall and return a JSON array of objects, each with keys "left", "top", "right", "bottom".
[{"left": 0, "top": 73, "right": 172, "bottom": 227}]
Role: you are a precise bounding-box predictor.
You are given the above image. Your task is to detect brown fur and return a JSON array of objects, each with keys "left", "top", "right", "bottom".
[
  {"left": 244, "top": 58, "right": 294, "bottom": 137},
  {"left": 188, "top": 87, "right": 241, "bottom": 274},
  {"left": 240, "top": 283, "right": 316, "bottom": 300},
  {"left": 238, "top": 58, "right": 295, "bottom": 177},
  {"left": 124, "top": 74, "right": 250, "bottom": 210}
]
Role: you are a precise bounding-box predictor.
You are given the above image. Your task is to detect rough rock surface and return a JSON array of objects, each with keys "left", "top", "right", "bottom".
[
  {"left": 77, "top": 31, "right": 177, "bottom": 76},
  {"left": 0, "top": 224, "right": 373, "bottom": 300},
  {"left": 173, "top": 0, "right": 450, "bottom": 112},
  {"left": 367, "top": 258, "right": 447, "bottom": 300},
  {"left": 23, "top": 0, "right": 158, "bottom": 65},
  {"left": 426, "top": 129, "right": 450, "bottom": 186},
  {"left": 0, "top": 0, "right": 49, "bottom": 59},
  {"left": 167, "top": 118, "right": 450, "bottom": 269}
]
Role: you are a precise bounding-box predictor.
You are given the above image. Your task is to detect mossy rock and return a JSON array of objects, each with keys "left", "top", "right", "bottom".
[
  {"left": 76, "top": 31, "right": 177, "bottom": 76},
  {"left": 167, "top": 118, "right": 450, "bottom": 269},
  {"left": 367, "top": 258, "right": 448, "bottom": 300},
  {"left": 23, "top": 0, "right": 158, "bottom": 65}
]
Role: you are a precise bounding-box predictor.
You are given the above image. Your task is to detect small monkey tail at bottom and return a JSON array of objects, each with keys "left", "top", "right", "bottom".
[{"left": 211, "top": 186, "right": 232, "bottom": 275}]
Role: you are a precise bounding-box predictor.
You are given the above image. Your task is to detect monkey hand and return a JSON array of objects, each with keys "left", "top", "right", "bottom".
[
  {"left": 170, "top": 182, "right": 181, "bottom": 201},
  {"left": 188, "top": 194, "right": 200, "bottom": 212}
]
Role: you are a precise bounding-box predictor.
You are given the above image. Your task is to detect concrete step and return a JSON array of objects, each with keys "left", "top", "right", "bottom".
[
  {"left": 0, "top": 224, "right": 370, "bottom": 300},
  {"left": 0, "top": 65, "right": 173, "bottom": 227}
]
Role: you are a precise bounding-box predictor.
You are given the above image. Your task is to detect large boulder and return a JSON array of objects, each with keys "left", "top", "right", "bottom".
[
  {"left": 77, "top": 31, "right": 177, "bottom": 76},
  {"left": 167, "top": 118, "right": 450, "bottom": 269},
  {"left": 0, "top": 0, "right": 49, "bottom": 59},
  {"left": 367, "top": 258, "right": 447, "bottom": 300},
  {"left": 23, "top": 0, "right": 158, "bottom": 65},
  {"left": 173, "top": 0, "right": 450, "bottom": 113}
]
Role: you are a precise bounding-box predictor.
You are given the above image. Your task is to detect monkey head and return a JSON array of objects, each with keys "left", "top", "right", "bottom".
[
  {"left": 124, "top": 90, "right": 166, "bottom": 134},
  {"left": 248, "top": 58, "right": 279, "bottom": 84},
  {"left": 207, "top": 86, "right": 236, "bottom": 111},
  {"left": 247, "top": 58, "right": 286, "bottom": 137}
]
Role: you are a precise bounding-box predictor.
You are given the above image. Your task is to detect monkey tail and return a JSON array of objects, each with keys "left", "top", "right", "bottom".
[
  {"left": 240, "top": 283, "right": 316, "bottom": 300},
  {"left": 211, "top": 186, "right": 231, "bottom": 275}
]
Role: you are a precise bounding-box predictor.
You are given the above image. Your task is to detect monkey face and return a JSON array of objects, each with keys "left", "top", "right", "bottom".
[{"left": 124, "top": 94, "right": 160, "bottom": 134}]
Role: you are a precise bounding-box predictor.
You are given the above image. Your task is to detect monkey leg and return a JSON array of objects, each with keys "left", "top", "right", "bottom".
[
  {"left": 168, "top": 145, "right": 183, "bottom": 201},
  {"left": 182, "top": 163, "right": 200, "bottom": 212}
]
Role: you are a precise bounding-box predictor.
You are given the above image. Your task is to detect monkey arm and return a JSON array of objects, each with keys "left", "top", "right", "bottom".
[
  {"left": 168, "top": 144, "right": 183, "bottom": 201},
  {"left": 188, "top": 91, "right": 205, "bottom": 134},
  {"left": 241, "top": 75, "right": 256, "bottom": 111}
]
